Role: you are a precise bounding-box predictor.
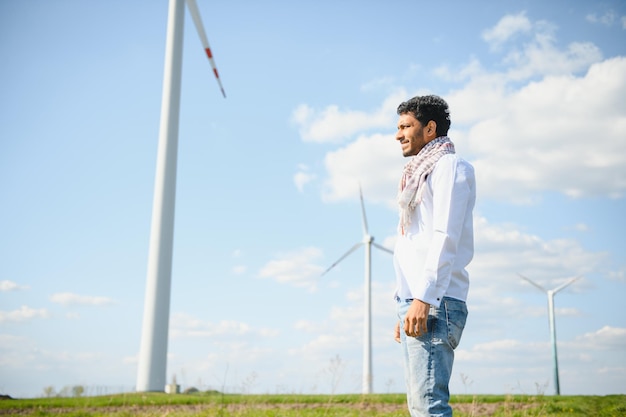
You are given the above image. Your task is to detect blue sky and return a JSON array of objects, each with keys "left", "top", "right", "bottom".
[{"left": 1, "top": 0, "right": 625, "bottom": 398}]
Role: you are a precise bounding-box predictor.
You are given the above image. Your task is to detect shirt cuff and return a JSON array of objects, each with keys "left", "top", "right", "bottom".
[{"left": 411, "top": 279, "right": 445, "bottom": 307}]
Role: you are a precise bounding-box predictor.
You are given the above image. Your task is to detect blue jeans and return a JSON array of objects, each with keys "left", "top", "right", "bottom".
[{"left": 397, "top": 297, "right": 468, "bottom": 417}]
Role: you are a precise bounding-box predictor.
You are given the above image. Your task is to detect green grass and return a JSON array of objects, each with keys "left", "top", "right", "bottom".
[{"left": 0, "top": 392, "right": 624, "bottom": 416}]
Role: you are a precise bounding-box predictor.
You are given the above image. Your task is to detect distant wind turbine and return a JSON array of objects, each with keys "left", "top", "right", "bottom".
[
  {"left": 518, "top": 274, "right": 580, "bottom": 395},
  {"left": 137, "top": 0, "right": 226, "bottom": 392},
  {"left": 322, "top": 187, "right": 393, "bottom": 395}
]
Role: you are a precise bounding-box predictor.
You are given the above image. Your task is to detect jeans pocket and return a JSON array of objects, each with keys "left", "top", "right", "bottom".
[{"left": 444, "top": 299, "right": 468, "bottom": 349}]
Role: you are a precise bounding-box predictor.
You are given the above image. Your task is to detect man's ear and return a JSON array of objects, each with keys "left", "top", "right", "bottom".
[{"left": 426, "top": 120, "right": 437, "bottom": 138}]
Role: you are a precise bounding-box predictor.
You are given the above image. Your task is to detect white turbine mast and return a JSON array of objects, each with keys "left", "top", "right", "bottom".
[
  {"left": 137, "top": 0, "right": 226, "bottom": 392},
  {"left": 518, "top": 274, "right": 580, "bottom": 395},
  {"left": 321, "top": 186, "right": 393, "bottom": 395}
]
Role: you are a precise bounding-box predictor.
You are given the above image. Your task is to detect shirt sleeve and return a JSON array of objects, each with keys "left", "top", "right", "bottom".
[{"left": 416, "top": 156, "right": 473, "bottom": 307}]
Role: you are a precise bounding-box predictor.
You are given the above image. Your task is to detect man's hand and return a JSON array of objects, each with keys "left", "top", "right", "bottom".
[
  {"left": 404, "top": 299, "right": 430, "bottom": 337},
  {"left": 394, "top": 321, "right": 401, "bottom": 343}
]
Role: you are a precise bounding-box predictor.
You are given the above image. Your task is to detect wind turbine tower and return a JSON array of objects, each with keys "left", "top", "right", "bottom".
[
  {"left": 518, "top": 274, "right": 580, "bottom": 395},
  {"left": 322, "top": 187, "right": 393, "bottom": 394},
  {"left": 137, "top": 0, "right": 225, "bottom": 392}
]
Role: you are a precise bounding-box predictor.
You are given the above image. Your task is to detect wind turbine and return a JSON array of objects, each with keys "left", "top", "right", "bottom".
[
  {"left": 518, "top": 274, "right": 580, "bottom": 395},
  {"left": 321, "top": 187, "right": 393, "bottom": 394},
  {"left": 136, "top": 0, "right": 226, "bottom": 392}
]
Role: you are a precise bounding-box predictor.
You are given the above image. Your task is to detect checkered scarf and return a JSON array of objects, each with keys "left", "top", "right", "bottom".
[{"left": 398, "top": 136, "right": 455, "bottom": 234}]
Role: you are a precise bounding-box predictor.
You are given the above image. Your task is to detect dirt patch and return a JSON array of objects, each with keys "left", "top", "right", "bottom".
[
  {"left": 0, "top": 401, "right": 539, "bottom": 416},
  {"left": 453, "top": 401, "right": 539, "bottom": 416}
]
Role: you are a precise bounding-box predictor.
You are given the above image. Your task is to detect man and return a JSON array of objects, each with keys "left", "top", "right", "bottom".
[{"left": 392, "top": 95, "right": 475, "bottom": 417}]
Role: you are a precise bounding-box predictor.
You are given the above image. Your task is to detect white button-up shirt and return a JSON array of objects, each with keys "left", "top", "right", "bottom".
[{"left": 393, "top": 154, "right": 476, "bottom": 307}]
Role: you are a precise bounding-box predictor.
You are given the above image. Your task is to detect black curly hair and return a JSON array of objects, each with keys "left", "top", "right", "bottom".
[{"left": 396, "top": 95, "right": 451, "bottom": 136}]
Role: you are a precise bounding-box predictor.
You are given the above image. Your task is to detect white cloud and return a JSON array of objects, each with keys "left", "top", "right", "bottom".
[
  {"left": 65, "top": 312, "right": 80, "bottom": 320},
  {"left": 143, "top": 213, "right": 624, "bottom": 394},
  {"left": 296, "top": 15, "right": 622, "bottom": 204},
  {"left": 479, "top": 13, "right": 603, "bottom": 81},
  {"left": 608, "top": 267, "right": 625, "bottom": 282},
  {"left": 471, "top": 216, "right": 603, "bottom": 287},
  {"left": 455, "top": 215, "right": 605, "bottom": 327},
  {"left": 461, "top": 57, "right": 626, "bottom": 201},
  {"left": 294, "top": 171, "right": 316, "bottom": 192},
  {"left": 0, "top": 305, "right": 50, "bottom": 323},
  {"left": 232, "top": 265, "right": 247, "bottom": 275},
  {"left": 257, "top": 247, "right": 325, "bottom": 291},
  {"left": 482, "top": 12, "right": 532, "bottom": 50},
  {"left": 291, "top": 91, "right": 406, "bottom": 144},
  {"left": 322, "top": 133, "right": 404, "bottom": 205},
  {"left": 453, "top": 325, "right": 626, "bottom": 394},
  {"left": 575, "top": 326, "right": 626, "bottom": 349},
  {"left": 360, "top": 76, "right": 394, "bottom": 92},
  {"left": 568, "top": 223, "right": 589, "bottom": 232},
  {"left": 294, "top": 164, "right": 316, "bottom": 192},
  {"left": 0, "top": 280, "right": 29, "bottom": 292},
  {"left": 434, "top": 56, "right": 484, "bottom": 83},
  {"left": 505, "top": 39, "right": 601, "bottom": 81},
  {"left": 503, "top": 37, "right": 602, "bottom": 81},
  {"left": 169, "top": 312, "right": 279, "bottom": 339},
  {"left": 0, "top": 334, "right": 26, "bottom": 349},
  {"left": 554, "top": 306, "right": 582, "bottom": 317},
  {"left": 294, "top": 319, "right": 324, "bottom": 333},
  {"left": 287, "top": 333, "right": 353, "bottom": 361},
  {"left": 286, "top": 282, "right": 395, "bottom": 360},
  {"left": 586, "top": 11, "right": 617, "bottom": 26},
  {"left": 318, "top": 54, "right": 626, "bottom": 203},
  {"left": 457, "top": 339, "right": 534, "bottom": 362},
  {"left": 292, "top": 176, "right": 609, "bottom": 339},
  {"left": 49, "top": 292, "right": 116, "bottom": 307}
]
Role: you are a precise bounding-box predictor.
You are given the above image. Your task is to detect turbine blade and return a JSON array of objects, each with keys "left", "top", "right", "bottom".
[
  {"left": 321, "top": 242, "right": 363, "bottom": 276},
  {"left": 186, "top": 0, "right": 227, "bottom": 98},
  {"left": 372, "top": 242, "right": 394, "bottom": 255},
  {"left": 518, "top": 273, "right": 547, "bottom": 292},
  {"left": 552, "top": 276, "right": 580, "bottom": 294},
  {"left": 359, "top": 185, "right": 369, "bottom": 235}
]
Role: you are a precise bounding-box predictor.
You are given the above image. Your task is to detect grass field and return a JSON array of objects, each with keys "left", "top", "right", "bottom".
[{"left": 1, "top": 392, "right": 625, "bottom": 416}]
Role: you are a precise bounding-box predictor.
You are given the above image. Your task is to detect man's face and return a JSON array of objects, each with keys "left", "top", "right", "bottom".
[{"left": 396, "top": 113, "right": 427, "bottom": 157}]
